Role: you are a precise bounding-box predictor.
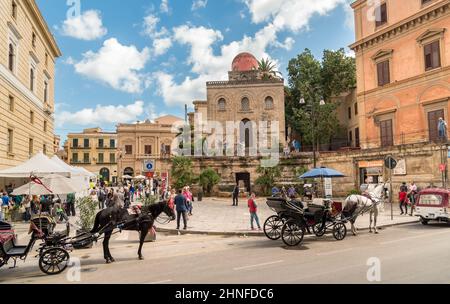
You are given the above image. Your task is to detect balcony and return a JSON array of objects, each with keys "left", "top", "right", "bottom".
[
  {"left": 96, "top": 146, "right": 117, "bottom": 150},
  {"left": 96, "top": 161, "right": 117, "bottom": 165},
  {"left": 70, "top": 160, "right": 91, "bottom": 165},
  {"left": 43, "top": 103, "right": 53, "bottom": 115},
  {"left": 71, "top": 146, "right": 91, "bottom": 150}
]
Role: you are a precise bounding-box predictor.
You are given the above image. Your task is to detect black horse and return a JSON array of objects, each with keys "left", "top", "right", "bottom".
[{"left": 91, "top": 202, "right": 176, "bottom": 263}]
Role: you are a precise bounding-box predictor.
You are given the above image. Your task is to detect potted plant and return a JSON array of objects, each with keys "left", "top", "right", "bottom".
[
  {"left": 74, "top": 196, "right": 97, "bottom": 249},
  {"left": 141, "top": 195, "right": 158, "bottom": 242}
]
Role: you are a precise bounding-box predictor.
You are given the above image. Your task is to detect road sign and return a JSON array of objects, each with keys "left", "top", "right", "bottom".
[
  {"left": 143, "top": 160, "right": 155, "bottom": 172},
  {"left": 385, "top": 156, "right": 397, "bottom": 170}
]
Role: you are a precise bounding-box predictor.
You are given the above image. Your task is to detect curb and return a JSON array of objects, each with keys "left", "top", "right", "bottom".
[{"left": 156, "top": 218, "right": 419, "bottom": 237}]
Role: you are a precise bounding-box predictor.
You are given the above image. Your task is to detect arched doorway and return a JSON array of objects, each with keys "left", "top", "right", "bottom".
[
  {"left": 100, "top": 168, "right": 110, "bottom": 182},
  {"left": 123, "top": 167, "right": 134, "bottom": 177}
]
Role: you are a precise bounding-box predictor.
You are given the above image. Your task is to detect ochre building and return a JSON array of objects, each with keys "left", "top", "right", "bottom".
[
  {"left": 0, "top": 0, "right": 61, "bottom": 172},
  {"left": 66, "top": 128, "right": 118, "bottom": 183},
  {"left": 351, "top": 0, "right": 450, "bottom": 149}
]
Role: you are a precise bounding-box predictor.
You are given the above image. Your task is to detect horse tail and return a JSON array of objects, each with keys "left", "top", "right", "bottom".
[{"left": 90, "top": 212, "right": 101, "bottom": 234}]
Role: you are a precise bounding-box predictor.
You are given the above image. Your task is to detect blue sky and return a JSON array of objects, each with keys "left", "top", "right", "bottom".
[{"left": 35, "top": 0, "right": 355, "bottom": 143}]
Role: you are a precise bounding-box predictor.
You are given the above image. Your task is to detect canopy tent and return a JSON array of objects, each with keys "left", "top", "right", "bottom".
[
  {"left": 11, "top": 174, "right": 79, "bottom": 195},
  {"left": 0, "top": 152, "right": 71, "bottom": 178},
  {"left": 50, "top": 156, "right": 91, "bottom": 192},
  {"left": 133, "top": 175, "right": 146, "bottom": 180},
  {"left": 122, "top": 175, "right": 133, "bottom": 179}
]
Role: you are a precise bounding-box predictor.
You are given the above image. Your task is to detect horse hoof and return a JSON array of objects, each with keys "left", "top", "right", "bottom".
[
  {"left": 110, "top": 258, "right": 115, "bottom": 263},
  {"left": 139, "top": 256, "right": 144, "bottom": 260},
  {"left": 106, "top": 259, "right": 111, "bottom": 264},
  {"left": 375, "top": 231, "right": 379, "bottom": 234}
]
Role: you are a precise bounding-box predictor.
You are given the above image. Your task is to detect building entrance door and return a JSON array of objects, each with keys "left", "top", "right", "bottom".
[
  {"left": 428, "top": 109, "right": 444, "bottom": 142},
  {"left": 100, "top": 168, "right": 110, "bottom": 182},
  {"left": 236, "top": 172, "right": 251, "bottom": 193}
]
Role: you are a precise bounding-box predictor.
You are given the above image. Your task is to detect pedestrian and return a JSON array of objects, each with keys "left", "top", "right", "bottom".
[
  {"left": 2, "top": 192, "right": 10, "bottom": 221},
  {"left": 408, "top": 181, "right": 418, "bottom": 216},
  {"left": 90, "top": 189, "right": 99, "bottom": 207},
  {"left": 288, "top": 185, "right": 297, "bottom": 199},
  {"left": 232, "top": 184, "right": 239, "bottom": 206},
  {"left": 168, "top": 189, "right": 176, "bottom": 210},
  {"left": 438, "top": 117, "right": 448, "bottom": 141},
  {"left": 54, "top": 199, "right": 68, "bottom": 223},
  {"left": 124, "top": 188, "right": 131, "bottom": 209},
  {"left": 22, "top": 195, "right": 31, "bottom": 222},
  {"left": 248, "top": 192, "right": 261, "bottom": 230},
  {"left": 66, "top": 193, "right": 76, "bottom": 216},
  {"left": 272, "top": 186, "right": 280, "bottom": 197},
  {"left": 183, "top": 186, "right": 193, "bottom": 216},
  {"left": 399, "top": 186, "right": 409, "bottom": 215},
  {"left": 98, "top": 186, "right": 106, "bottom": 209},
  {"left": 174, "top": 189, "right": 188, "bottom": 230},
  {"left": 130, "top": 184, "right": 135, "bottom": 202},
  {"left": 283, "top": 145, "right": 290, "bottom": 157}
]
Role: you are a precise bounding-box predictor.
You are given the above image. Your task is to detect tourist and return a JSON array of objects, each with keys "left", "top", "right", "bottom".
[
  {"left": 40, "top": 195, "right": 52, "bottom": 214},
  {"left": 90, "top": 189, "right": 99, "bottom": 207},
  {"left": 31, "top": 195, "right": 39, "bottom": 215},
  {"left": 408, "top": 181, "right": 418, "bottom": 216},
  {"left": 54, "top": 199, "right": 68, "bottom": 223},
  {"left": 66, "top": 193, "right": 76, "bottom": 216},
  {"left": 272, "top": 186, "right": 280, "bottom": 197},
  {"left": 98, "top": 186, "right": 106, "bottom": 210},
  {"left": 288, "top": 186, "right": 297, "bottom": 199},
  {"left": 248, "top": 192, "right": 261, "bottom": 230},
  {"left": 130, "top": 184, "right": 135, "bottom": 202},
  {"left": 232, "top": 184, "right": 239, "bottom": 206},
  {"left": 438, "top": 117, "right": 448, "bottom": 141},
  {"left": 22, "top": 195, "right": 31, "bottom": 222},
  {"left": 1, "top": 192, "right": 10, "bottom": 221},
  {"left": 168, "top": 189, "right": 176, "bottom": 210},
  {"left": 175, "top": 189, "right": 188, "bottom": 230},
  {"left": 124, "top": 188, "right": 131, "bottom": 209},
  {"left": 106, "top": 190, "right": 115, "bottom": 208},
  {"left": 399, "top": 185, "right": 409, "bottom": 215},
  {"left": 183, "top": 186, "right": 194, "bottom": 216}
]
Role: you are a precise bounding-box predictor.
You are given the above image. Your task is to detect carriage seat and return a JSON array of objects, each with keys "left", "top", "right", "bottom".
[{"left": 2, "top": 239, "right": 27, "bottom": 257}]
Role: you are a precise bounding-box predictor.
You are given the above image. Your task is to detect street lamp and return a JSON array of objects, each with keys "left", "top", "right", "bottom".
[{"left": 299, "top": 94, "right": 325, "bottom": 168}]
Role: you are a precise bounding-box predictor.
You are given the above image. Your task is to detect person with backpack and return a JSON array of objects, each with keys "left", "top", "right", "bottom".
[
  {"left": 98, "top": 187, "right": 106, "bottom": 210},
  {"left": 248, "top": 192, "right": 261, "bottom": 230}
]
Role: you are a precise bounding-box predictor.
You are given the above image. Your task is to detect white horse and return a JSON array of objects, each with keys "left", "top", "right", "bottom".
[{"left": 343, "top": 183, "right": 387, "bottom": 235}]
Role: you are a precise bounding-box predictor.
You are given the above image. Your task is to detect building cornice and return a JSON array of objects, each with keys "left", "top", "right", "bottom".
[
  {"left": 207, "top": 79, "right": 284, "bottom": 88},
  {"left": 24, "top": 0, "right": 62, "bottom": 58},
  {"left": 350, "top": 1, "right": 450, "bottom": 52}
]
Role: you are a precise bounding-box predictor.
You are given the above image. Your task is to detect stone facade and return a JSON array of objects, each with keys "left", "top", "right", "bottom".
[
  {"left": 0, "top": 0, "right": 61, "bottom": 171},
  {"left": 351, "top": 0, "right": 450, "bottom": 149},
  {"left": 117, "top": 115, "right": 183, "bottom": 179},
  {"left": 66, "top": 128, "right": 118, "bottom": 183}
]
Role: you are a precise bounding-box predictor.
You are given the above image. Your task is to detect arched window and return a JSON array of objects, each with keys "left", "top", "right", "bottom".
[
  {"left": 8, "top": 43, "right": 14, "bottom": 72},
  {"left": 241, "top": 97, "right": 250, "bottom": 111},
  {"left": 265, "top": 96, "right": 274, "bottom": 109},
  {"left": 218, "top": 98, "right": 226, "bottom": 111}
]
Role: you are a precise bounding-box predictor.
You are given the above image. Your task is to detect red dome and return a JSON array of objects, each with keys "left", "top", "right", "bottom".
[{"left": 232, "top": 52, "right": 258, "bottom": 72}]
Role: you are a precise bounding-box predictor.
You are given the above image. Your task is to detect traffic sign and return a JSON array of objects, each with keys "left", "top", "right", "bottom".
[
  {"left": 385, "top": 156, "right": 397, "bottom": 170},
  {"left": 143, "top": 160, "right": 155, "bottom": 172}
]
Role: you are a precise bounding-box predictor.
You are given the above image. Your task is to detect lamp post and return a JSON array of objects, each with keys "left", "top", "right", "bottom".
[{"left": 299, "top": 95, "right": 325, "bottom": 168}]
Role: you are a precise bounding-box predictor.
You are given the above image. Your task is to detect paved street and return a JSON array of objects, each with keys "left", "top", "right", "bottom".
[{"left": 2, "top": 221, "right": 450, "bottom": 284}]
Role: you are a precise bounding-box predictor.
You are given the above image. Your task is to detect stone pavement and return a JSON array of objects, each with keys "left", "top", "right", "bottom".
[{"left": 156, "top": 197, "right": 419, "bottom": 236}]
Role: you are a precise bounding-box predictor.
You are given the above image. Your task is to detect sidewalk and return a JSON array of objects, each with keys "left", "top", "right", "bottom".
[{"left": 156, "top": 197, "right": 419, "bottom": 236}]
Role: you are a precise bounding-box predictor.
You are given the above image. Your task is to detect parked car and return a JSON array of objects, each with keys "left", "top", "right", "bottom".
[{"left": 415, "top": 188, "right": 450, "bottom": 225}]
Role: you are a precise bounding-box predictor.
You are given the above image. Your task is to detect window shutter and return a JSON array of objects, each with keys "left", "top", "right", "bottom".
[{"left": 432, "top": 41, "right": 441, "bottom": 69}]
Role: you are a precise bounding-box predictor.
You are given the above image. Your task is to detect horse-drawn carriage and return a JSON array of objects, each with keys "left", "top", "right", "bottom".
[{"left": 264, "top": 197, "right": 347, "bottom": 247}]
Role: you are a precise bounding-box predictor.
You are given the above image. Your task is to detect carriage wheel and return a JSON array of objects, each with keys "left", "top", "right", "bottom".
[
  {"left": 39, "top": 248, "right": 70, "bottom": 275},
  {"left": 281, "top": 220, "right": 305, "bottom": 247},
  {"left": 312, "top": 222, "right": 326, "bottom": 237},
  {"left": 264, "top": 216, "right": 284, "bottom": 240},
  {"left": 332, "top": 223, "right": 347, "bottom": 241},
  {"left": 0, "top": 256, "right": 7, "bottom": 268}
]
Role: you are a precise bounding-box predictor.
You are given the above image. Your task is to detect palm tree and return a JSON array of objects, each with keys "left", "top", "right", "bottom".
[{"left": 258, "top": 58, "right": 282, "bottom": 80}]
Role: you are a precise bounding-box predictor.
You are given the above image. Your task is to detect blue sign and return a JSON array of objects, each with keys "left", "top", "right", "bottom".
[{"left": 144, "top": 160, "right": 155, "bottom": 172}]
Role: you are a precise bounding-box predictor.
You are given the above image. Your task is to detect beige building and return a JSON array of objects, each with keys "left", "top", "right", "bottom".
[
  {"left": 0, "top": 0, "right": 61, "bottom": 173},
  {"left": 53, "top": 134, "right": 60, "bottom": 154},
  {"left": 66, "top": 128, "right": 118, "bottom": 183},
  {"left": 117, "top": 115, "right": 183, "bottom": 179},
  {"left": 335, "top": 89, "right": 360, "bottom": 148}
]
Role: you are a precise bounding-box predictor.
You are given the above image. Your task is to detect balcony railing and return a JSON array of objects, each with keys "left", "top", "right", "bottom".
[
  {"left": 97, "top": 146, "right": 116, "bottom": 149},
  {"left": 70, "top": 160, "right": 91, "bottom": 165},
  {"left": 71, "top": 146, "right": 91, "bottom": 150}
]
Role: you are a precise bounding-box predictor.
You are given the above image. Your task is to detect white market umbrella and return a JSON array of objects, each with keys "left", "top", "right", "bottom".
[
  {"left": 11, "top": 174, "right": 79, "bottom": 196},
  {"left": 122, "top": 175, "right": 133, "bottom": 179},
  {"left": 0, "top": 152, "right": 71, "bottom": 178},
  {"left": 133, "top": 175, "right": 146, "bottom": 180}
]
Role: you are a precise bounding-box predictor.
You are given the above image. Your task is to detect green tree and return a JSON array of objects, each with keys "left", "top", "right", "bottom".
[
  {"left": 199, "top": 167, "right": 221, "bottom": 195},
  {"left": 258, "top": 58, "right": 282, "bottom": 80},
  {"left": 171, "top": 156, "right": 197, "bottom": 190},
  {"left": 255, "top": 165, "right": 281, "bottom": 195},
  {"left": 286, "top": 48, "right": 356, "bottom": 147}
]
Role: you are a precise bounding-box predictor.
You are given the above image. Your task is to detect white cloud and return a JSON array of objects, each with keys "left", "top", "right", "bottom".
[
  {"left": 142, "top": 14, "right": 173, "bottom": 57},
  {"left": 56, "top": 101, "right": 145, "bottom": 127},
  {"left": 61, "top": 10, "right": 107, "bottom": 40},
  {"left": 244, "top": 0, "right": 346, "bottom": 32},
  {"left": 192, "top": 0, "right": 208, "bottom": 11},
  {"left": 73, "top": 38, "right": 150, "bottom": 93},
  {"left": 160, "top": 0, "right": 170, "bottom": 13},
  {"left": 153, "top": 38, "right": 173, "bottom": 56},
  {"left": 273, "top": 37, "right": 295, "bottom": 50}
]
